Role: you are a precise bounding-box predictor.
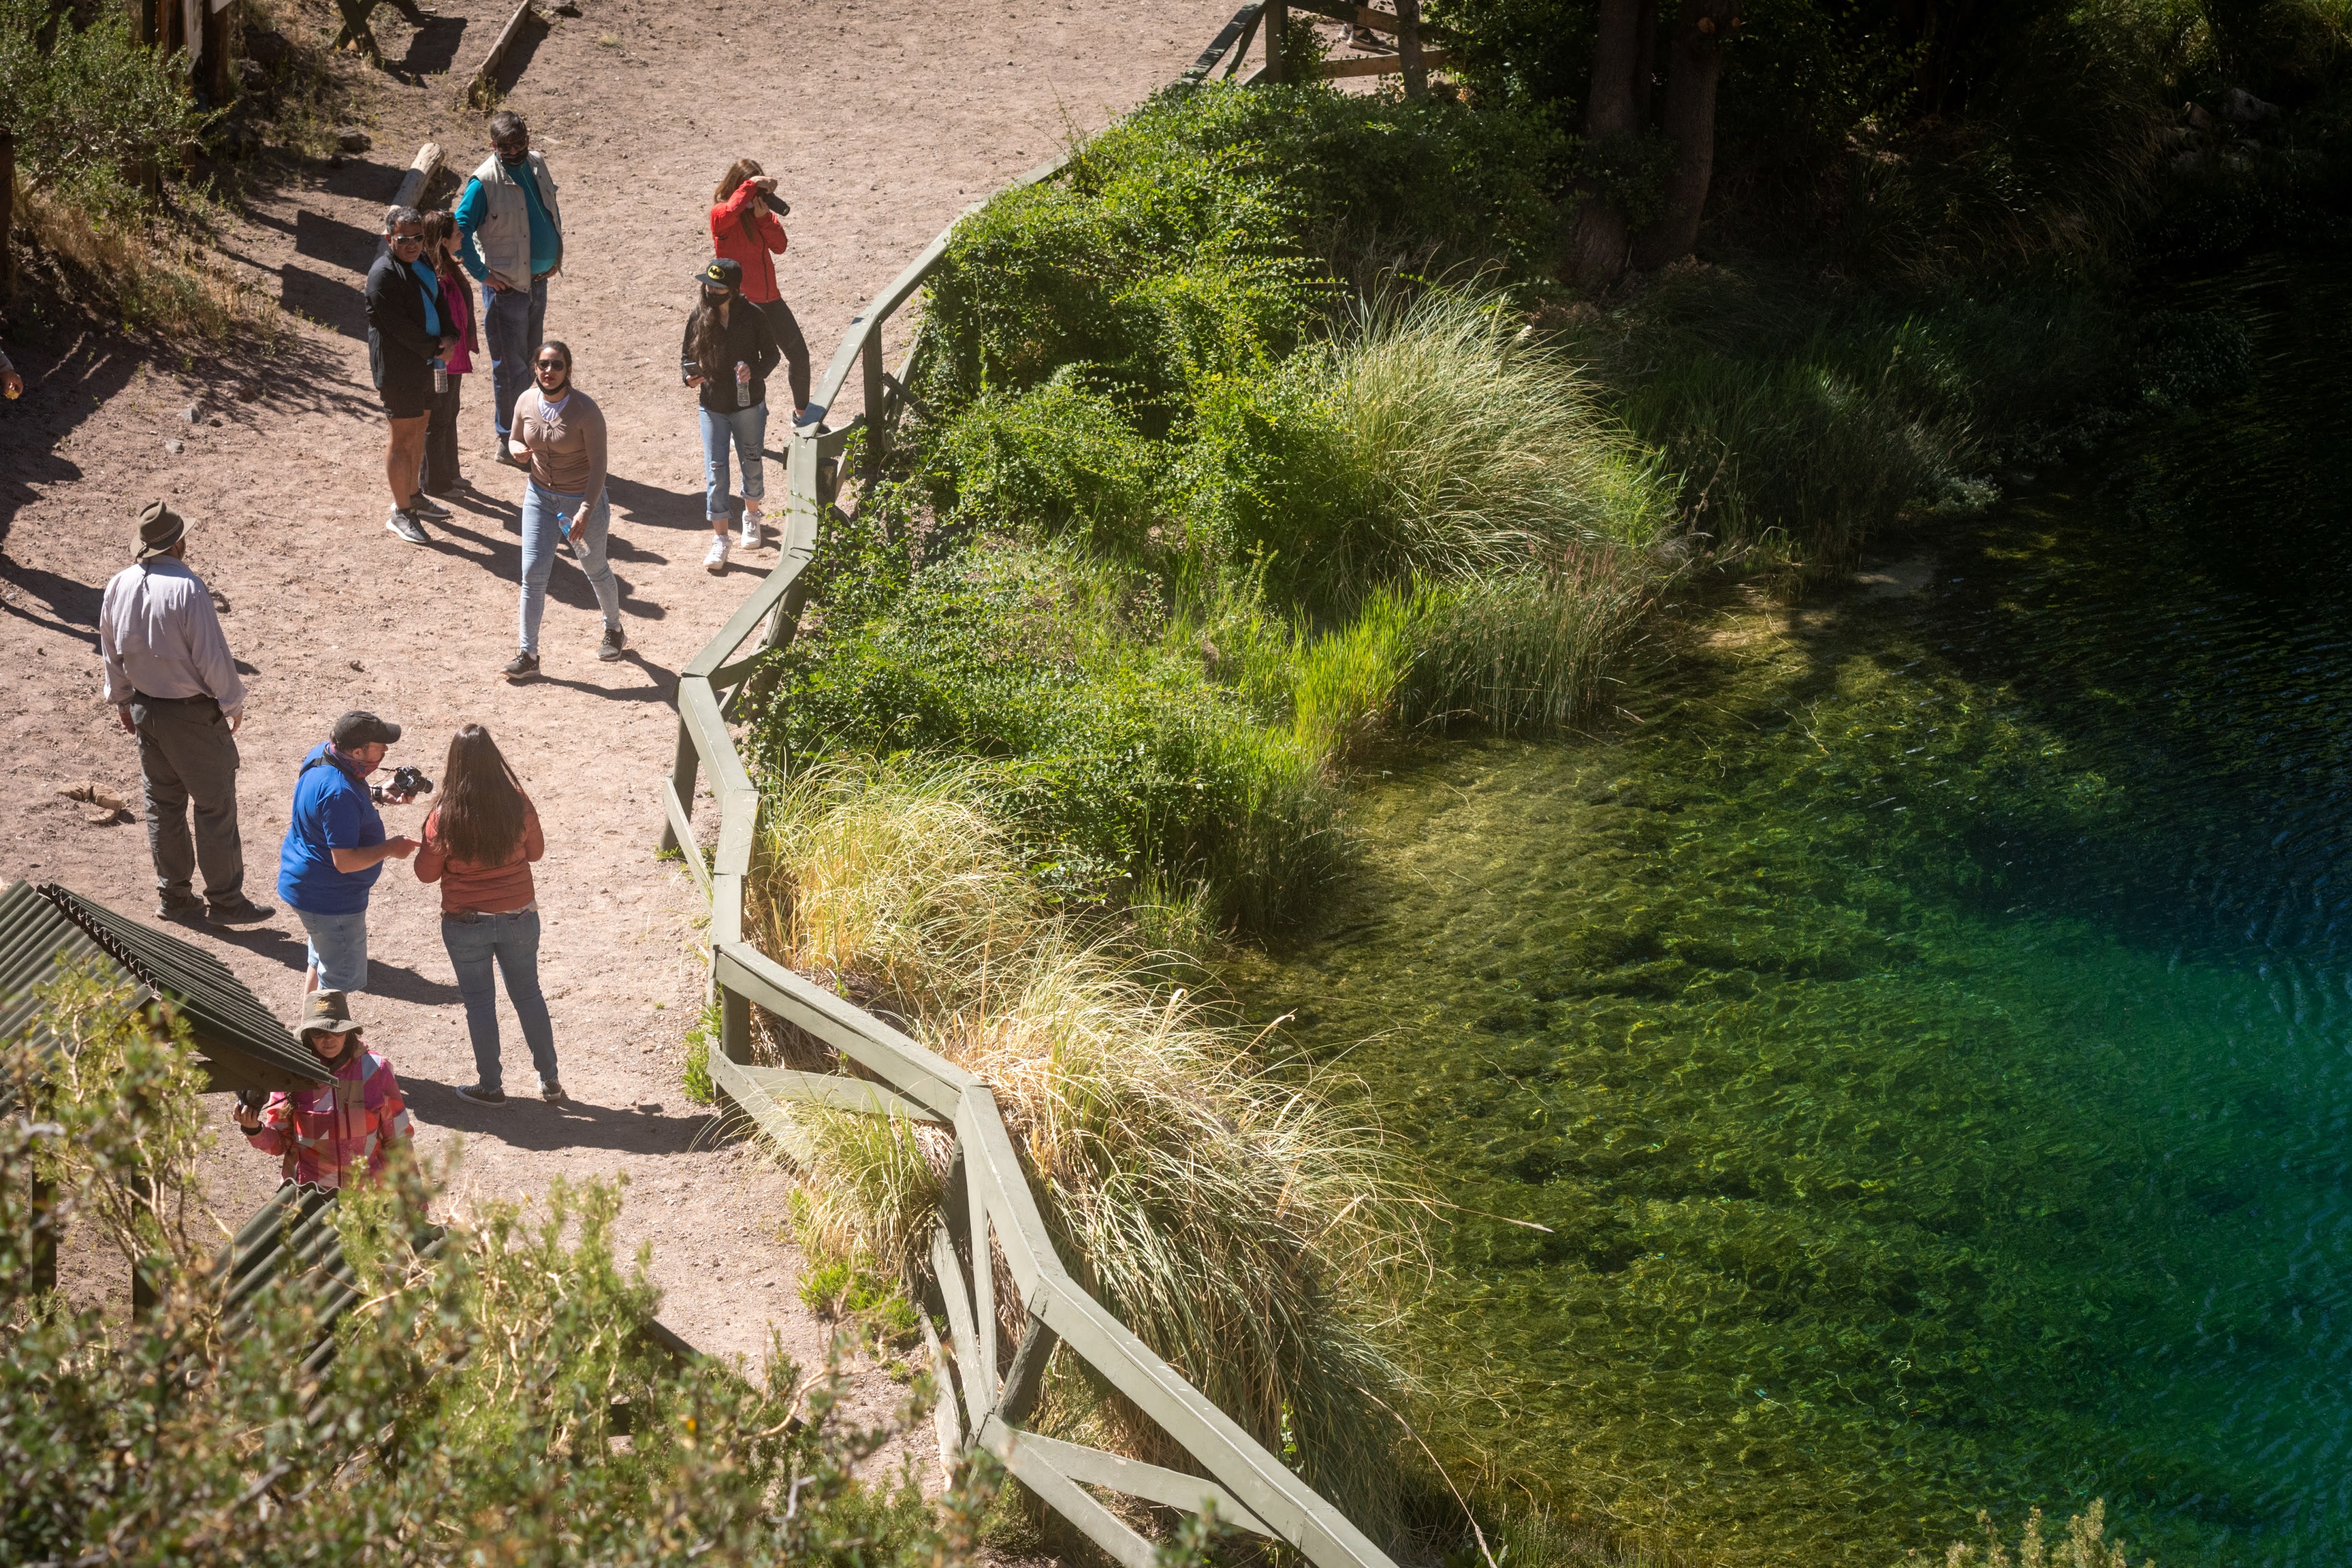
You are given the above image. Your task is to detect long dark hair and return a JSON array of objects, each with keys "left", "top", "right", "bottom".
[
  {"left": 419, "top": 208, "right": 457, "bottom": 272},
  {"left": 436, "top": 725, "right": 526, "bottom": 864},
  {"left": 714, "top": 157, "right": 764, "bottom": 242},
  {"left": 688, "top": 280, "right": 733, "bottom": 386}
]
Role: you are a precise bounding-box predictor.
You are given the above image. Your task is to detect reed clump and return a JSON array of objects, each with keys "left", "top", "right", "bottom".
[{"left": 745, "top": 757, "right": 1429, "bottom": 1531}]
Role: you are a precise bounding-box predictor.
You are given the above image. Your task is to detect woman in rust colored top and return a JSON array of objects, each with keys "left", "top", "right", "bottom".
[{"left": 416, "top": 725, "right": 558, "bottom": 1106}]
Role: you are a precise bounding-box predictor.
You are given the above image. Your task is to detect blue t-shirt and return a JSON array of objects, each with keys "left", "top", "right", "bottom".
[{"left": 278, "top": 743, "right": 386, "bottom": 914}]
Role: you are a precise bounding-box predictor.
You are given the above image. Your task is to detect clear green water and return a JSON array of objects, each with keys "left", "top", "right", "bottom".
[{"left": 1231, "top": 254, "right": 2352, "bottom": 1566}]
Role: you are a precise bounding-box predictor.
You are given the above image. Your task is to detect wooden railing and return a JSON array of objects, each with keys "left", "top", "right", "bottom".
[{"left": 654, "top": 13, "right": 1414, "bottom": 1568}]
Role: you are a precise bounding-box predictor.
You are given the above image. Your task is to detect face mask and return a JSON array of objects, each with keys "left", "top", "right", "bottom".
[{"left": 500, "top": 151, "right": 528, "bottom": 169}]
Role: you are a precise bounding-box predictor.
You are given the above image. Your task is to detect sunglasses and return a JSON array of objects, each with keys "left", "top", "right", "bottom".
[
  {"left": 494, "top": 140, "right": 528, "bottom": 155},
  {"left": 391, "top": 231, "right": 424, "bottom": 244},
  {"left": 535, "top": 359, "right": 567, "bottom": 371}
]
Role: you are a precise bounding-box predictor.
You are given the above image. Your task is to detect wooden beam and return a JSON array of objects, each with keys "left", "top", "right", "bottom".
[
  {"left": 988, "top": 1426, "right": 1275, "bottom": 1535},
  {"left": 746, "top": 1065, "right": 947, "bottom": 1124},
  {"left": 1263, "top": 0, "right": 1287, "bottom": 81},
  {"left": 712, "top": 942, "right": 979, "bottom": 1116},
  {"left": 977, "top": 1415, "right": 1158, "bottom": 1568},
  {"left": 1182, "top": 0, "right": 1261, "bottom": 82},
  {"left": 466, "top": 0, "right": 535, "bottom": 106},
  {"left": 1394, "top": 0, "right": 1425, "bottom": 95},
  {"left": 391, "top": 141, "right": 441, "bottom": 210},
  {"left": 995, "top": 1310, "right": 1058, "bottom": 1428},
  {"left": 1313, "top": 47, "right": 1452, "bottom": 76}
]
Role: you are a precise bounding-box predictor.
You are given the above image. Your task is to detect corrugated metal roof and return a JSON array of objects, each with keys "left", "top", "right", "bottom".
[
  {"left": 220, "top": 1184, "right": 446, "bottom": 1372},
  {"left": 0, "top": 880, "right": 327, "bottom": 1093}
]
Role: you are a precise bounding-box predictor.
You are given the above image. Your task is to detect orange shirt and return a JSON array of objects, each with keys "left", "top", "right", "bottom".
[{"left": 414, "top": 794, "right": 544, "bottom": 912}]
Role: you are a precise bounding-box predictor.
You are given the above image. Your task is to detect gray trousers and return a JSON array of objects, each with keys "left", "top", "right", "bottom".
[{"left": 131, "top": 697, "right": 244, "bottom": 904}]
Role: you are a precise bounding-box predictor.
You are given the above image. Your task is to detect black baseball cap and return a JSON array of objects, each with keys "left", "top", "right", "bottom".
[
  {"left": 698, "top": 257, "right": 743, "bottom": 291},
  {"left": 331, "top": 710, "right": 402, "bottom": 749}
]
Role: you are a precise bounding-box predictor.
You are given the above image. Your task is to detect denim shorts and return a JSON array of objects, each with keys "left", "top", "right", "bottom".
[{"left": 293, "top": 906, "right": 369, "bottom": 992}]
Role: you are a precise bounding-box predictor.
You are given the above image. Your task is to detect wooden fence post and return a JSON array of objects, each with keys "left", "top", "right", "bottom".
[
  {"left": 1263, "top": 0, "right": 1286, "bottom": 81},
  {"left": 1395, "top": 0, "right": 1425, "bottom": 96},
  {"left": 860, "top": 334, "right": 885, "bottom": 481}
]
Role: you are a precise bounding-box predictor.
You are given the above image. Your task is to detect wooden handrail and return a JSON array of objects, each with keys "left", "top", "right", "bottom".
[{"left": 654, "top": 13, "right": 1399, "bottom": 1567}]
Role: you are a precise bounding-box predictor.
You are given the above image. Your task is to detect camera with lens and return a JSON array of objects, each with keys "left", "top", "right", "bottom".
[
  {"left": 371, "top": 764, "right": 434, "bottom": 805},
  {"left": 758, "top": 190, "right": 791, "bottom": 219}
]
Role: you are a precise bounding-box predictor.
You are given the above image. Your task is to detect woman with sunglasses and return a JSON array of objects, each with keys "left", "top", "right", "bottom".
[
  {"left": 501, "top": 340, "right": 623, "bottom": 680},
  {"left": 681, "top": 257, "right": 781, "bottom": 573}
]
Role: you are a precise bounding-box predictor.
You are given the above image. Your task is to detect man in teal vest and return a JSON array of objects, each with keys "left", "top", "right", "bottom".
[{"left": 454, "top": 110, "right": 564, "bottom": 466}]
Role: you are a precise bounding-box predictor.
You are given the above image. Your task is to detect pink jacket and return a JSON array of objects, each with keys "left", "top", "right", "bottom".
[{"left": 435, "top": 262, "right": 478, "bottom": 376}]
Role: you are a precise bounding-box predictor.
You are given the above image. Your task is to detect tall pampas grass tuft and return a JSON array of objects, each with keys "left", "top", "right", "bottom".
[{"left": 746, "top": 758, "right": 1430, "bottom": 1532}]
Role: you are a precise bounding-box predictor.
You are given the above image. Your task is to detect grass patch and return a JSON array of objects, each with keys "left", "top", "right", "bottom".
[
  {"left": 741, "top": 757, "right": 1431, "bottom": 1532},
  {"left": 681, "top": 999, "right": 718, "bottom": 1105}
]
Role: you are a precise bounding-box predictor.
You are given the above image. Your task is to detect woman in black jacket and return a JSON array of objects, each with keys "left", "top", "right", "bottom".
[{"left": 681, "top": 257, "right": 782, "bottom": 574}]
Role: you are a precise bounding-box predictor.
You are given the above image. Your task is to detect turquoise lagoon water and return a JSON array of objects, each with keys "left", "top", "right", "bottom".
[{"left": 1231, "top": 255, "right": 2352, "bottom": 1564}]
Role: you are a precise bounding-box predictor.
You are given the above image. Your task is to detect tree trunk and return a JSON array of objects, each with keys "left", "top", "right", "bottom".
[
  {"left": 1566, "top": 0, "right": 1644, "bottom": 290},
  {"left": 1631, "top": 0, "right": 1658, "bottom": 122},
  {"left": 1631, "top": 0, "right": 1736, "bottom": 272}
]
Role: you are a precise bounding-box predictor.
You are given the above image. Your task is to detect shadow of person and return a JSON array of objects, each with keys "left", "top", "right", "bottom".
[
  {"left": 605, "top": 473, "right": 711, "bottom": 532},
  {"left": 408, "top": 1084, "right": 721, "bottom": 1155},
  {"left": 366, "top": 961, "right": 464, "bottom": 1006},
  {"left": 209, "top": 922, "right": 315, "bottom": 974}
]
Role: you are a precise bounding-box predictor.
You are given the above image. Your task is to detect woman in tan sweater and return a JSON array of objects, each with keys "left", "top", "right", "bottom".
[
  {"left": 416, "top": 725, "right": 558, "bottom": 1105},
  {"left": 503, "top": 339, "right": 624, "bottom": 681}
]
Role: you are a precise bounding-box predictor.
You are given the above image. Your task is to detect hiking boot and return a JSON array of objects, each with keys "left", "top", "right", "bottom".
[
  {"left": 596, "top": 626, "right": 627, "bottom": 662},
  {"left": 455, "top": 1083, "right": 507, "bottom": 1106},
  {"left": 386, "top": 509, "right": 430, "bottom": 545},
  {"left": 501, "top": 651, "right": 540, "bottom": 682},
  {"left": 205, "top": 894, "right": 274, "bottom": 924},
  {"left": 703, "top": 535, "right": 729, "bottom": 574},
  {"left": 157, "top": 894, "right": 205, "bottom": 923}
]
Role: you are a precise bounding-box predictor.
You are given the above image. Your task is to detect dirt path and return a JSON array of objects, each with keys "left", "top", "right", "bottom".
[{"left": 0, "top": 0, "right": 1242, "bottom": 1455}]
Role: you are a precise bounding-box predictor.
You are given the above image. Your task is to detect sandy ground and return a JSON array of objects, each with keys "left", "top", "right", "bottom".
[{"left": 0, "top": 0, "right": 1251, "bottom": 1471}]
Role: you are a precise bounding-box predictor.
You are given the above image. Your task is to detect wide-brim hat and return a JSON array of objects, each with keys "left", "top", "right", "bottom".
[
  {"left": 134, "top": 500, "right": 189, "bottom": 559},
  {"left": 299, "top": 989, "right": 366, "bottom": 1041}
]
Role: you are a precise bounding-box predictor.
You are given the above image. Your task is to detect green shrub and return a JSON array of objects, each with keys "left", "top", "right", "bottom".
[
  {"left": 682, "top": 999, "right": 718, "bottom": 1104},
  {"left": 2, "top": 967, "right": 999, "bottom": 1566},
  {"left": 0, "top": 0, "right": 211, "bottom": 212}
]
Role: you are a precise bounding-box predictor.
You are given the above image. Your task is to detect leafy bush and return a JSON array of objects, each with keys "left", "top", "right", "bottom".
[
  {"left": 2, "top": 966, "right": 1000, "bottom": 1566},
  {"left": 0, "top": 0, "right": 210, "bottom": 212}
]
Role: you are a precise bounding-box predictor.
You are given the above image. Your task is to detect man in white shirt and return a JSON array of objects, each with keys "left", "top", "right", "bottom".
[{"left": 98, "top": 502, "right": 271, "bottom": 924}]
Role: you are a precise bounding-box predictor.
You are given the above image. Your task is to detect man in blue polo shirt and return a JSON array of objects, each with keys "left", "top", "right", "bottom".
[{"left": 279, "top": 711, "right": 423, "bottom": 996}]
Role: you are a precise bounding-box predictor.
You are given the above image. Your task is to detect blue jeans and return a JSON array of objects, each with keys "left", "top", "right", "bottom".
[
  {"left": 482, "top": 276, "right": 549, "bottom": 439},
  {"left": 519, "top": 480, "right": 621, "bottom": 656},
  {"left": 699, "top": 402, "right": 769, "bottom": 522},
  {"left": 293, "top": 906, "right": 368, "bottom": 992},
  {"left": 441, "top": 909, "right": 558, "bottom": 1093}
]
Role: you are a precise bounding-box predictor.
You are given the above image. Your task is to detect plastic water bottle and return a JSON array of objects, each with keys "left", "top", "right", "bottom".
[
  {"left": 736, "top": 361, "right": 752, "bottom": 410},
  {"left": 432, "top": 357, "right": 449, "bottom": 394}
]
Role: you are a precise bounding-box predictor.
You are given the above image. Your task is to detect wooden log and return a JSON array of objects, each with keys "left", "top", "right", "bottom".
[
  {"left": 466, "top": 0, "right": 535, "bottom": 106},
  {"left": 1313, "top": 47, "right": 1451, "bottom": 76},
  {"left": 391, "top": 141, "right": 441, "bottom": 210},
  {"left": 202, "top": 0, "right": 232, "bottom": 105},
  {"left": 1182, "top": 0, "right": 1261, "bottom": 82},
  {"left": 1394, "top": 0, "right": 1425, "bottom": 95}
]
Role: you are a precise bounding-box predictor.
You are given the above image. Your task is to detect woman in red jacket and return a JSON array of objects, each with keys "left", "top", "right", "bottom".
[{"left": 710, "top": 158, "right": 811, "bottom": 426}]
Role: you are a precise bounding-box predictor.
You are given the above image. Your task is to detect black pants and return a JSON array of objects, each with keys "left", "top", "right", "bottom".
[
  {"left": 756, "top": 298, "right": 812, "bottom": 413},
  {"left": 131, "top": 696, "right": 243, "bottom": 904},
  {"left": 423, "top": 374, "right": 464, "bottom": 495}
]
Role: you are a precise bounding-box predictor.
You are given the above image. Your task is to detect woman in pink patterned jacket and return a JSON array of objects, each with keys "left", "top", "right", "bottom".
[{"left": 235, "top": 989, "right": 413, "bottom": 1190}]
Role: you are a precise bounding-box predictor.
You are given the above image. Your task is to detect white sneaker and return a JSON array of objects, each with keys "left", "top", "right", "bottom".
[
  {"left": 738, "top": 513, "right": 761, "bottom": 550},
  {"left": 703, "top": 535, "right": 729, "bottom": 574}
]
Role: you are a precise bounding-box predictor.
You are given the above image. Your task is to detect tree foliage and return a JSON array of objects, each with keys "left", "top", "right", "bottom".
[
  {"left": 1, "top": 966, "right": 1001, "bottom": 1566},
  {"left": 0, "top": 0, "right": 212, "bottom": 208}
]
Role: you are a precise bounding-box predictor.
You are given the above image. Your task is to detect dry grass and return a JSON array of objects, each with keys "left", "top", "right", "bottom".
[
  {"left": 745, "top": 757, "right": 1430, "bottom": 1532},
  {"left": 17, "top": 190, "right": 291, "bottom": 349}
]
